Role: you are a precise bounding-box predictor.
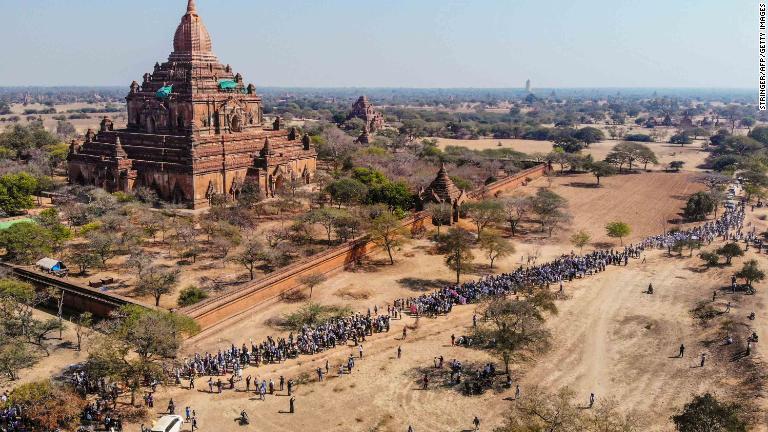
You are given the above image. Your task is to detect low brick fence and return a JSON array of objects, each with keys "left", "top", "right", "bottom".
[{"left": 183, "top": 163, "right": 548, "bottom": 330}]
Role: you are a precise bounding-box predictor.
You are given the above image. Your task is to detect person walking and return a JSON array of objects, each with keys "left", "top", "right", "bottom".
[
  {"left": 191, "top": 417, "right": 198, "bottom": 431},
  {"left": 589, "top": 393, "right": 595, "bottom": 408},
  {"left": 289, "top": 396, "right": 296, "bottom": 414},
  {"left": 397, "top": 346, "right": 402, "bottom": 359},
  {"left": 473, "top": 416, "right": 480, "bottom": 431},
  {"left": 167, "top": 399, "right": 175, "bottom": 415},
  {"left": 725, "top": 302, "right": 731, "bottom": 313},
  {"left": 679, "top": 344, "right": 685, "bottom": 358},
  {"left": 359, "top": 344, "right": 364, "bottom": 359},
  {"left": 515, "top": 384, "right": 520, "bottom": 400},
  {"left": 700, "top": 353, "right": 706, "bottom": 367}
]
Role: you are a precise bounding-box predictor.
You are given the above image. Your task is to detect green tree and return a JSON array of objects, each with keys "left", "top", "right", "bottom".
[
  {"left": 735, "top": 259, "right": 765, "bottom": 288},
  {"left": 669, "top": 161, "right": 685, "bottom": 172},
  {"left": 0, "top": 172, "right": 38, "bottom": 215},
  {"left": 479, "top": 229, "right": 515, "bottom": 269},
  {"left": 637, "top": 146, "right": 659, "bottom": 170},
  {"left": 325, "top": 178, "right": 368, "bottom": 208},
  {"left": 177, "top": 285, "right": 209, "bottom": 307},
  {"left": 34, "top": 208, "right": 71, "bottom": 251},
  {"left": 699, "top": 252, "right": 720, "bottom": 268},
  {"left": 570, "top": 230, "right": 591, "bottom": 253},
  {"left": 716, "top": 243, "right": 743, "bottom": 265},
  {"left": 0, "top": 123, "right": 58, "bottom": 159},
  {"left": 464, "top": 199, "right": 505, "bottom": 237},
  {"left": 474, "top": 293, "right": 556, "bottom": 374},
  {"left": 606, "top": 221, "right": 631, "bottom": 245},
  {"left": 671, "top": 393, "right": 746, "bottom": 432},
  {"left": 87, "top": 305, "right": 199, "bottom": 405},
  {"left": 367, "top": 181, "right": 415, "bottom": 212},
  {"left": 589, "top": 161, "right": 617, "bottom": 185},
  {"left": 684, "top": 192, "right": 716, "bottom": 221},
  {"left": 574, "top": 126, "right": 605, "bottom": 145},
  {"left": 670, "top": 133, "right": 692, "bottom": 146},
  {"left": 438, "top": 227, "right": 475, "bottom": 283},
  {"left": 0, "top": 339, "right": 37, "bottom": 380},
  {"left": 0, "top": 222, "right": 52, "bottom": 263},
  {"left": 531, "top": 189, "right": 570, "bottom": 237}
]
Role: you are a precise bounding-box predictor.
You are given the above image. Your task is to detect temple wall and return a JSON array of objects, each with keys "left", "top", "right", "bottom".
[{"left": 134, "top": 169, "right": 194, "bottom": 202}]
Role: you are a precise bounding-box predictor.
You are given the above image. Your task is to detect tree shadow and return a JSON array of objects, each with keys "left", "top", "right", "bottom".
[
  {"left": 565, "top": 182, "right": 601, "bottom": 189},
  {"left": 592, "top": 241, "right": 614, "bottom": 250},
  {"left": 397, "top": 277, "right": 452, "bottom": 292}
]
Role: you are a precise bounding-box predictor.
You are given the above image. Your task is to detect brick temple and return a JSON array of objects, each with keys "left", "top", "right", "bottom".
[
  {"left": 348, "top": 96, "right": 385, "bottom": 133},
  {"left": 418, "top": 163, "right": 466, "bottom": 223},
  {"left": 67, "top": 0, "right": 317, "bottom": 208}
]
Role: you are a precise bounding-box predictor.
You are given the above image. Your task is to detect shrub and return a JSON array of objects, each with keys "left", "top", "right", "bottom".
[
  {"left": 624, "top": 133, "right": 652, "bottom": 142},
  {"left": 699, "top": 252, "right": 720, "bottom": 267},
  {"left": 281, "top": 303, "right": 353, "bottom": 331},
  {"left": 177, "top": 286, "right": 209, "bottom": 307}
]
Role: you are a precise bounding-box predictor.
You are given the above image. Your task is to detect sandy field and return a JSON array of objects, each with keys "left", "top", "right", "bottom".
[
  {"left": 433, "top": 137, "right": 709, "bottom": 172},
  {"left": 0, "top": 103, "right": 126, "bottom": 134},
  {"left": 6, "top": 171, "right": 766, "bottom": 431},
  {"left": 514, "top": 171, "right": 707, "bottom": 246}
]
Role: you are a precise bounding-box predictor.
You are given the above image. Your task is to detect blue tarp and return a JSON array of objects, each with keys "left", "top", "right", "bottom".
[
  {"left": 156, "top": 85, "right": 173, "bottom": 99},
  {"left": 218, "top": 80, "right": 237, "bottom": 91}
]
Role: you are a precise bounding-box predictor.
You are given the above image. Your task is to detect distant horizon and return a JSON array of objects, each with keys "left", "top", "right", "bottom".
[
  {"left": 0, "top": 85, "right": 756, "bottom": 92},
  {"left": 0, "top": 0, "right": 755, "bottom": 89}
]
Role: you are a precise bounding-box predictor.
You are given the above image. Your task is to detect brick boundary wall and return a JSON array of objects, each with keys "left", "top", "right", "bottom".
[{"left": 183, "top": 163, "right": 548, "bottom": 330}]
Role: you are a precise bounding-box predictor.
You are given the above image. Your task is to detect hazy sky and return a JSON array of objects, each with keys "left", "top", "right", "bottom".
[{"left": 0, "top": 0, "right": 756, "bottom": 88}]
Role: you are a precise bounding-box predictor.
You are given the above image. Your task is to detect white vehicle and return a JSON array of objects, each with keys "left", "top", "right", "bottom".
[{"left": 151, "top": 415, "right": 183, "bottom": 432}]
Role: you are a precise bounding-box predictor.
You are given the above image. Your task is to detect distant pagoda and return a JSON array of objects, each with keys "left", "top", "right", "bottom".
[
  {"left": 348, "top": 96, "right": 385, "bottom": 133},
  {"left": 418, "top": 163, "right": 466, "bottom": 224},
  {"left": 67, "top": 0, "right": 317, "bottom": 208}
]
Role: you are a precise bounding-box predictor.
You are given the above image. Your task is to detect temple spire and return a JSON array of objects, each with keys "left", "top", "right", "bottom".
[{"left": 187, "top": 0, "right": 197, "bottom": 15}]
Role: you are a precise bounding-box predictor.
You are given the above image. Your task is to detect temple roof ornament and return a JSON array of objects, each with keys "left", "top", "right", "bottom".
[{"left": 171, "top": 0, "right": 216, "bottom": 62}]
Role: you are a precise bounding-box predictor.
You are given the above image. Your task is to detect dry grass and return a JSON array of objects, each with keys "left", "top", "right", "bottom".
[{"left": 335, "top": 285, "right": 373, "bottom": 300}]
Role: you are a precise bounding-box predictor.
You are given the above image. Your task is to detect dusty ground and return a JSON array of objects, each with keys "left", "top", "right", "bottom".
[
  {"left": 124, "top": 171, "right": 767, "bottom": 432},
  {"left": 10, "top": 171, "right": 766, "bottom": 431},
  {"left": 433, "top": 137, "right": 709, "bottom": 172},
  {"left": 513, "top": 171, "right": 708, "bottom": 247}
]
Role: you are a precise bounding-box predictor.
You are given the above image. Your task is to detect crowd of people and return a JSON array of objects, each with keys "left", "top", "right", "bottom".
[{"left": 166, "top": 206, "right": 745, "bottom": 393}]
